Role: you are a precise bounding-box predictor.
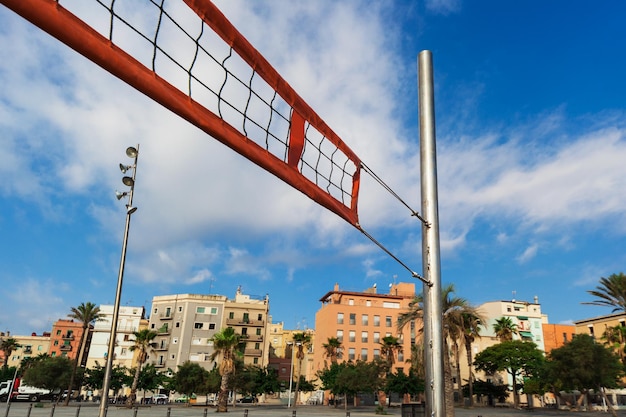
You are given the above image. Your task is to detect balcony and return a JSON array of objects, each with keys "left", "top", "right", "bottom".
[
  {"left": 23, "top": 348, "right": 33, "bottom": 354},
  {"left": 159, "top": 313, "right": 173, "bottom": 320},
  {"left": 62, "top": 334, "right": 75, "bottom": 340},
  {"left": 155, "top": 343, "right": 169, "bottom": 351},
  {"left": 244, "top": 335, "right": 263, "bottom": 342},
  {"left": 153, "top": 361, "right": 166, "bottom": 368},
  {"left": 157, "top": 325, "right": 170, "bottom": 335},
  {"left": 244, "top": 349, "right": 262, "bottom": 357},
  {"left": 60, "top": 345, "right": 73, "bottom": 352},
  {"left": 226, "top": 318, "right": 265, "bottom": 327}
]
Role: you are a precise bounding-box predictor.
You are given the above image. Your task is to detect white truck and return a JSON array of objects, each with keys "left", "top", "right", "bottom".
[{"left": 0, "top": 378, "right": 54, "bottom": 402}]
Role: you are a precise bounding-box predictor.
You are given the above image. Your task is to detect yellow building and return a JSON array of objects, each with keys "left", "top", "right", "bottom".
[{"left": 1, "top": 332, "right": 51, "bottom": 368}]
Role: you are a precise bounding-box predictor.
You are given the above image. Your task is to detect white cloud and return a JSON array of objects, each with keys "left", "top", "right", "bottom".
[{"left": 516, "top": 244, "right": 538, "bottom": 264}]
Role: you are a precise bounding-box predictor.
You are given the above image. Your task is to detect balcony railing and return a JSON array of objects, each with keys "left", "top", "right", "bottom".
[
  {"left": 244, "top": 335, "right": 263, "bottom": 342},
  {"left": 62, "top": 334, "right": 75, "bottom": 340},
  {"left": 157, "top": 326, "right": 170, "bottom": 335},
  {"left": 159, "top": 313, "right": 173, "bottom": 320},
  {"left": 60, "top": 345, "right": 73, "bottom": 351},
  {"left": 225, "top": 318, "right": 265, "bottom": 327},
  {"left": 153, "top": 361, "right": 166, "bottom": 368},
  {"left": 244, "top": 349, "right": 262, "bottom": 357},
  {"left": 155, "top": 343, "right": 169, "bottom": 351}
]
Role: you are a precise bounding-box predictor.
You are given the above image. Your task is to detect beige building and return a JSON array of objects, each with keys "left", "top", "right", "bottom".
[
  {"left": 148, "top": 288, "right": 271, "bottom": 372},
  {"left": 574, "top": 311, "right": 626, "bottom": 339},
  {"left": 312, "top": 282, "right": 417, "bottom": 376},
  {"left": 1, "top": 332, "right": 51, "bottom": 368}
]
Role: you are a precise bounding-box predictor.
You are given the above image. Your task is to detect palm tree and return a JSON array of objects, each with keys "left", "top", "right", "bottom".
[
  {"left": 583, "top": 272, "right": 626, "bottom": 312},
  {"left": 493, "top": 316, "right": 518, "bottom": 342},
  {"left": 0, "top": 337, "right": 20, "bottom": 370},
  {"left": 460, "top": 311, "right": 484, "bottom": 406},
  {"left": 322, "top": 337, "right": 342, "bottom": 366},
  {"left": 210, "top": 327, "right": 243, "bottom": 412},
  {"left": 602, "top": 324, "right": 626, "bottom": 365},
  {"left": 127, "top": 329, "right": 157, "bottom": 406},
  {"left": 291, "top": 332, "right": 311, "bottom": 407},
  {"left": 398, "top": 283, "right": 478, "bottom": 417},
  {"left": 379, "top": 335, "right": 401, "bottom": 371},
  {"left": 64, "top": 302, "right": 102, "bottom": 405}
]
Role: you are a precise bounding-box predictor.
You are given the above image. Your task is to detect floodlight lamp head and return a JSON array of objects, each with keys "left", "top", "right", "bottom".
[
  {"left": 126, "top": 205, "right": 138, "bottom": 214},
  {"left": 122, "top": 176, "right": 134, "bottom": 187},
  {"left": 126, "top": 146, "right": 138, "bottom": 158},
  {"left": 115, "top": 191, "right": 128, "bottom": 200},
  {"left": 119, "top": 163, "right": 131, "bottom": 174}
]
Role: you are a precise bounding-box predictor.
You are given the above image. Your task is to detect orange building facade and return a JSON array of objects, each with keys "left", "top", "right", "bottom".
[
  {"left": 312, "top": 282, "right": 418, "bottom": 376},
  {"left": 542, "top": 323, "right": 576, "bottom": 353},
  {"left": 48, "top": 319, "right": 89, "bottom": 364}
]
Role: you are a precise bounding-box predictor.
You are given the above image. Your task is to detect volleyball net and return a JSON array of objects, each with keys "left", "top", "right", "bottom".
[{"left": 1, "top": 0, "right": 425, "bottom": 279}]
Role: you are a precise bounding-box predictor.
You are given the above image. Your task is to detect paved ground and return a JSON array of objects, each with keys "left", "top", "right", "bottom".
[{"left": 1, "top": 402, "right": 625, "bottom": 417}]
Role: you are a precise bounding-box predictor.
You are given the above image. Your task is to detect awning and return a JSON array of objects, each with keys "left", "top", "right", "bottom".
[
  {"left": 517, "top": 316, "right": 528, "bottom": 320},
  {"left": 520, "top": 331, "right": 533, "bottom": 338}
]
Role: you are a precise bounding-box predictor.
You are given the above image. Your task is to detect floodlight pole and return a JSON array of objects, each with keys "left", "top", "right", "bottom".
[
  {"left": 98, "top": 145, "right": 139, "bottom": 417},
  {"left": 418, "top": 50, "right": 445, "bottom": 417}
]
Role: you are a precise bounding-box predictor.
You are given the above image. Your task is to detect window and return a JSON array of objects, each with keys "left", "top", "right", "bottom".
[
  {"left": 253, "top": 357, "right": 259, "bottom": 364},
  {"left": 51, "top": 352, "right": 56, "bottom": 357},
  {"left": 210, "top": 307, "right": 218, "bottom": 315},
  {"left": 374, "top": 332, "right": 380, "bottom": 343},
  {"left": 243, "top": 313, "right": 250, "bottom": 323},
  {"left": 176, "top": 322, "right": 180, "bottom": 328},
  {"left": 150, "top": 323, "right": 155, "bottom": 329},
  {"left": 193, "top": 338, "right": 202, "bottom": 345},
  {"left": 254, "top": 343, "right": 260, "bottom": 349},
  {"left": 349, "top": 331, "right": 356, "bottom": 342},
  {"left": 563, "top": 332, "right": 568, "bottom": 343},
  {"left": 154, "top": 308, "right": 158, "bottom": 314},
  {"left": 386, "top": 316, "right": 392, "bottom": 327},
  {"left": 366, "top": 300, "right": 372, "bottom": 307},
  {"left": 197, "top": 307, "right": 206, "bottom": 313},
  {"left": 56, "top": 330, "right": 61, "bottom": 336},
  {"left": 362, "top": 315, "right": 368, "bottom": 326},
  {"left": 373, "top": 349, "right": 380, "bottom": 359},
  {"left": 170, "top": 354, "right": 175, "bottom": 359},
  {"left": 178, "top": 306, "right": 183, "bottom": 312},
  {"left": 54, "top": 340, "right": 59, "bottom": 346},
  {"left": 194, "top": 322, "right": 204, "bottom": 329},
  {"left": 374, "top": 315, "right": 380, "bottom": 327},
  {"left": 361, "top": 331, "right": 368, "bottom": 343},
  {"left": 337, "top": 330, "right": 344, "bottom": 342},
  {"left": 348, "top": 348, "right": 355, "bottom": 360},
  {"left": 173, "top": 338, "right": 178, "bottom": 344},
  {"left": 37, "top": 345, "right": 42, "bottom": 351},
  {"left": 123, "top": 335, "right": 130, "bottom": 341},
  {"left": 349, "top": 314, "right": 356, "bottom": 325},
  {"left": 256, "top": 328, "right": 262, "bottom": 335},
  {"left": 209, "top": 323, "right": 216, "bottom": 330},
  {"left": 229, "top": 312, "right": 235, "bottom": 319},
  {"left": 348, "top": 298, "right": 354, "bottom": 306},
  {"left": 398, "top": 350, "right": 404, "bottom": 362},
  {"left": 361, "top": 348, "right": 368, "bottom": 361},
  {"left": 165, "top": 307, "right": 171, "bottom": 317},
  {"left": 258, "top": 314, "right": 263, "bottom": 321},
  {"left": 242, "top": 328, "right": 248, "bottom": 335},
  {"left": 383, "top": 302, "right": 400, "bottom": 309},
  {"left": 337, "top": 313, "right": 344, "bottom": 324}
]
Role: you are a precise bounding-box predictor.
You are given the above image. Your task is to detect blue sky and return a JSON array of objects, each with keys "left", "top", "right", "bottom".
[{"left": 1, "top": 1, "right": 625, "bottom": 336}]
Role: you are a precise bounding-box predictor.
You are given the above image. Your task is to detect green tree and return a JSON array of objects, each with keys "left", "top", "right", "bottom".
[
  {"left": 379, "top": 335, "right": 401, "bottom": 408},
  {"left": 583, "top": 272, "right": 626, "bottom": 312},
  {"left": 322, "top": 337, "right": 342, "bottom": 366},
  {"left": 136, "top": 364, "right": 169, "bottom": 403},
  {"left": 0, "top": 337, "right": 20, "bottom": 370},
  {"left": 291, "top": 332, "right": 312, "bottom": 407},
  {"left": 65, "top": 302, "right": 102, "bottom": 405},
  {"left": 461, "top": 311, "right": 484, "bottom": 406},
  {"left": 210, "top": 327, "right": 244, "bottom": 412},
  {"left": 203, "top": 367, "right": 222, "bottom": 402},
  {"left": 171, "top": 361, "right": 208, "bottom": 406},
  {"left": 385, "top": 368, "right": 424, "bottom": 402},
  {"left": 547, "top": 334, "right": 623, "bottom": 412},
  {"left": 316, "top": 362, "right": 345, "bottom": 407},
  {"left": 127, "top": 329, "right": 158, "bottom": 406},
  {"left": 398, "top": 283, "right": 480, "bottom": 415},
  {"left": 83, "top": 362, "right": 131, "bottom": 397},
  {"left": 601, "top": 325, "right": 626, "bottom": 365},
  {"left": 22, "top": 355, "right": 73, "bottom": 397},
  {"left": 474, "top": 340, "right": 544, "bottom": 407},
  {"left": 492, "top": 317, "right": 518, "bottom": 342}
]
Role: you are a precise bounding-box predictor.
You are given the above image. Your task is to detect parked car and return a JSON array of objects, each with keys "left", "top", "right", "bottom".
[
  {"left": 151, "top": 394, "right": 169, "bottom": 404},
  {"left": 175, "top": 394, "right": 196, "bottom": 403},
  {"left": 237, "top": 395, "right": 257, "bottom": 403}
]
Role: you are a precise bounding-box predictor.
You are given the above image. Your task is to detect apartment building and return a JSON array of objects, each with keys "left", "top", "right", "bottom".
[
  {"left": 1, "top": 332, "right": 50, "bottom": 368},
  {"left": 85, "top": 305, "right": 146, "bottom": 370},
  {"left": 148, "top": 293, "right": 228, "bottom": 372},
  {"left": 312, "top": 282, "right": 417, "bottom": 376},
  {"left": 574, "top": 311, "right": 626, "bottom": 339},
  {"left": 223, "top": 287, "right": 271, "bottom": 368},
  {"left": 48, "top": 319, "right": 89, "bottom": 363}
]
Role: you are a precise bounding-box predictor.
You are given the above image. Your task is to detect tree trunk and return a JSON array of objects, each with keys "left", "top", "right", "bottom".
[
  {"left": 294, "top": 356, "right": 303, "bottom": 408},
  {"left": 464, "top": 339, "right": 474, "bottom": 406},
  {"left": 453, "top": 341, "right": 463, "bottom": 405},
  {"left": 64, "top": 326, "right": 87, "bottom": 406},
  {"left": 127, "top": 358, "right": 143, "bottom": 407},
  {"left": 443, "top": 342, "right": 455, "bottom": 417},
  {"left": 217, "top": 372, "right": 230, "bottom": 412}
]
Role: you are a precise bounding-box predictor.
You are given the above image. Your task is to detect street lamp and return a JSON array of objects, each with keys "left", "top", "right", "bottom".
[
  {"left": 286, "top": 341, "right": 301, "bottom": 408},
  {"left": 98, "top": 145, "right": 139, "bottom": 417}
]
